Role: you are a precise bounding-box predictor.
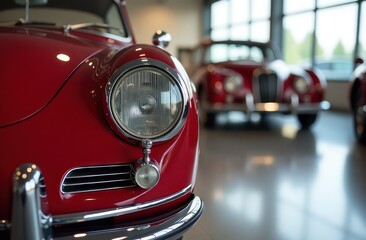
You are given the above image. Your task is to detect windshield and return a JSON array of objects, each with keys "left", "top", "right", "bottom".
[
  {"left": 0, "top": 0, "right": 127, "bottom": 38},
  {"left": 204, "top": 43, "right": 278, "bottom": 64}
]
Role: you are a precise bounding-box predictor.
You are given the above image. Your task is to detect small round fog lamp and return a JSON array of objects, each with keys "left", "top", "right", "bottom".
[{"left": 135, "top": 164, "right": 159, "bottom": 189}]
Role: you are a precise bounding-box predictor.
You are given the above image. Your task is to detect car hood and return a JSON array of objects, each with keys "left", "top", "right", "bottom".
[{"left": 0, "top": 26, "right": 107, "bottom": 127}]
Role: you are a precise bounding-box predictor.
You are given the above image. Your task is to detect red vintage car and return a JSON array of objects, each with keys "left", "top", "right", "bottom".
[
  {"left": 0, "top": 0, "right": 203, "bottom": 239},
  {"left": 188, "top": 40, "right": 330, "bottom": 128},
  {"left": 350, "top": 58, "right": 366, "bottom": 144}
]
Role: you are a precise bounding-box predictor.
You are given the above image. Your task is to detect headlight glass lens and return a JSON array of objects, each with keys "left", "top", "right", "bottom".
[
  {"left": 293, "top": 76, "right": 309, "bottom": 94},
  {"left": 111, "top": 67, "right": 183, "bottom": 139},
  {"left": 224, "top": 75, "right": 242, "bottom": 93}
]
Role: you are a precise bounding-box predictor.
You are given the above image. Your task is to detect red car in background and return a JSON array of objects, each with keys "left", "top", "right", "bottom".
[
  {"left": 0, "top": 0, "right": 203, "bottom": 239},
  {"left": 350, "top": 58, "right": 366, "bottom": 144},
  {"left": 188, "top": 40, "right": 330, "bottom": 128}
]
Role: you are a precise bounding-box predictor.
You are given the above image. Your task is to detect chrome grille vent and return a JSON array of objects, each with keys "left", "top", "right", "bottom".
[
  {"left": 61, "top": 164, "right": 136, "bottom": 193},
  {"left": 255, "top": 72, "right": 278, "bottom": 102}
]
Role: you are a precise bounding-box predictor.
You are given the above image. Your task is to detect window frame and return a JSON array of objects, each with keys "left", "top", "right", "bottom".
[{"left": 205, "top": 0, "right": 365, "bottom": 82}]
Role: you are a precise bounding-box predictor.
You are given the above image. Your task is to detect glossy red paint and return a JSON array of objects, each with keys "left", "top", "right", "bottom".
[
  {"left": 215, "top": 62, "right": 260, "bottom": 92},
  {"left": 305, "top": 69, "right": 327, "bottom": 102},
  {"left": 0, "top": 0, "right": 200, "bottom": 229},
  {"left": 0, "top": 27, "right": 103, "bottom": 126},
  {"left": 0, "top": 43, "right": 199, "bottom": 219}
]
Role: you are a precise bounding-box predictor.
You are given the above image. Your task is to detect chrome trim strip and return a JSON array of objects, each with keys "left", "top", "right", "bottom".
[
  {"left": 290, "top": 94, "right": 300, "bottom": 111},
  {"left": 64, "top": 23, "right": 121, "bottom": 33},
  {"left": 53, "top": 196, "right": 203, "bottom": 240},
  {"left": 245, "top": 92, "right": 255, "bottom": 113},
  {"left": 204, "top": 100, "right": 330, "bottom": 113},
  {"left": 66, "top": 172, "right": 130, "bottom": 179},
  {"left": 66, "top": 28, "right": 132, "bottom": 43},
  {"left": 62, "top": 178, "right": 132, "bottom": 186},
  {"left": 53, "top": 185, "right": 192, "bottom": 225},
  {"left": 62, "top": 185, "right": 136, "bottom": 194}
]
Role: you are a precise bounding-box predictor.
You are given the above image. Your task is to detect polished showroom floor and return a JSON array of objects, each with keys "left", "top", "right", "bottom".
[{"left": 185, "top": 111, "right": 366, "bottom": 240}]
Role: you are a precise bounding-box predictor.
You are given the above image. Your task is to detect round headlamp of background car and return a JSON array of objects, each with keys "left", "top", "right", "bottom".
[
  {"left": 224, "top": 75, "right": 242, "bottom": 93},
  {"left": 293, "top": 76, "right": 309, "bottom": 94},
  {"left": 106, "top": 60, "right": 188, "bottom": 142}
]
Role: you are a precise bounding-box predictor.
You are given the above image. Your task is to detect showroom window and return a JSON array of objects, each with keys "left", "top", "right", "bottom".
[
  {"left": 360, "top": 2, "right": 366, "bottom": 59},
  {"left": 207, "top": 0, "right": 365, "bottom": 81},
  {"left": 209, "top": 0, "right": 271, "bottom": 42},
  {"left": 283, "top": 0, "right": 359, "bottom": 81},
  {"left": 283, "top": 12, "right": 314, "bottom": 66}
]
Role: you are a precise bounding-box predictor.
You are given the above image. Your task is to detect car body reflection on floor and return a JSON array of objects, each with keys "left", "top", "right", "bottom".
[{"left": 185, "top": 111, "right": 366, "bottom": 240}]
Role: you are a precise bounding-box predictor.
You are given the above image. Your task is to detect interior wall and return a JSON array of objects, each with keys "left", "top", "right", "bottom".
[
  {"left": 125, "top": 0, "right": 203, "bottom": 57},
  {"left": 326, "top": 81, "right": 351, "bottom": 112}
]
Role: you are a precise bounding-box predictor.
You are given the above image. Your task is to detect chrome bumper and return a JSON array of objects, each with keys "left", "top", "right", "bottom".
[
  {"left": 3, "top": 164, "right": 204, "bottom": 240},
  {"left": 204, "top": 93, "right": 331, "bottom": 114}
]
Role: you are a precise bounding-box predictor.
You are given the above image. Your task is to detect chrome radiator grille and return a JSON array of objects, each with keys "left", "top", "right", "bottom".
[
  {"left": 61, "top": 164, "right": 136, "bottom": 193},
  {"left": 254, "top": 72, "right": 278, "bottom": 102}
]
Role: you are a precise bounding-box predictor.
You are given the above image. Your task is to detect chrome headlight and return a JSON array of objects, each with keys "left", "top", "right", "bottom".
[
  {"left": 106, "top": 60, "right": 187, "bottom": 142},
  {"left": 293, "top": 76, "right": 309, "bottom": 94},
  {"left": 224, "top": 75, "right": 242, "bottom": 93}
]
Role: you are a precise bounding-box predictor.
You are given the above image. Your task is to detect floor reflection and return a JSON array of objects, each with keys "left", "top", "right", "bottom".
[{"left": 185, "top": 111, "right": 366, "bottom": 240}]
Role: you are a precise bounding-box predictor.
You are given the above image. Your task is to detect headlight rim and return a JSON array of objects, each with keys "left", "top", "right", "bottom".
[
  {"left": 293, "top": 75, "right": 310, "bottom": 94},
  {"left": 224, "top": 75, "right": 243, "bottom": 94},
  {"left": 104, "top": 59, "right": 189, "bottom": 144},
  {"left": 110, "top": 66, "right": 183, "bottom": 139}
]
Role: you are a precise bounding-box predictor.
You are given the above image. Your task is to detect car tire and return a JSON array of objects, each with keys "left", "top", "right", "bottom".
[
  {"left": 353, "top": 87, "right": 366, "bottom": 144},
  {"left": 198, "top": 103, "right": 216, "bottom": 128},
  {"left": 204, "top": 111, "right": 216, "bottom": 128},
  {"left": 297, "top": 113, "right": 318, "bottom": 129},
  {"left": 198, "top": 86, "right": 216, "bottom": 128}
]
